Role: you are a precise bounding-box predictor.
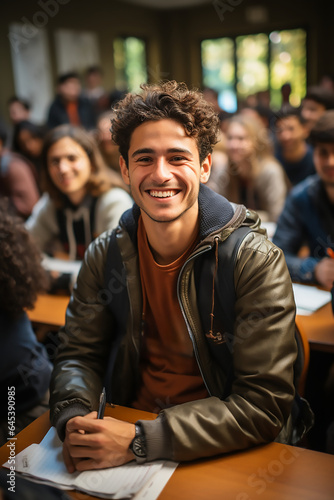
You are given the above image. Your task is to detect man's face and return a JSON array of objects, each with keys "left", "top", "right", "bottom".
[
  {"left": 119, "top": 119, "right": 211, "bottom": 224},
  {"left": 275, "top": 116, "right": 307, "bottom": 151},
  {"left": 313, "top": 142, "right": 334, "bottom": 187},
  {"left": 58, "top": 78, "right": 81, "bottom": 102},
  {"left": 8, "top": 102, "right": 29, "bottom": 124},
  {"left": 301, "top": 99, "right": 326, "bottom": 132}
]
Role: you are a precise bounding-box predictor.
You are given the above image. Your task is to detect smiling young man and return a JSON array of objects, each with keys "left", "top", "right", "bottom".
[{"left": 50, "top": 81, "right": 300, "bottom": 472}]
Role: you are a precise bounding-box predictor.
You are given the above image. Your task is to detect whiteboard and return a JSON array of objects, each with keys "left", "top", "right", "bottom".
[
  {"left": 9, "top": 23, "right": 53, "bottom": 125},
  {"left": 54, "top": 29, "right": 100, "bottom": 75}
]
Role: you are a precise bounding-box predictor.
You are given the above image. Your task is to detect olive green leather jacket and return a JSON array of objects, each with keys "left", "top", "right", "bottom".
[{"left": 50, "top": 185, "right": 297, "bottom": 462}]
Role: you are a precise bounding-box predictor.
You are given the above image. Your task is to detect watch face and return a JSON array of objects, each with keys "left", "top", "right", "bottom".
[{"left": 132, "top": 436, "right": 146, "bottom": 457}]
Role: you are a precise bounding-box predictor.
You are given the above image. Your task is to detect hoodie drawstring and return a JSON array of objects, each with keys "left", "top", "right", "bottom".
[{"left": 206, "top": 237, "right": 225, "bottom": 344}]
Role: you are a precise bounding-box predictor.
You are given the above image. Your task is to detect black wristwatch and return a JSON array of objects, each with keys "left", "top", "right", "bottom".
[{"left": 129, "top": 423, "right": 147, "bottom": 461}]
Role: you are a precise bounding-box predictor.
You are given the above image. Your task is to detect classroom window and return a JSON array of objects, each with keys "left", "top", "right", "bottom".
[
  {"left": 201, "top": 28, "right": 306, "bottom": 112},
  {"left": 113, "top": 36, "right": 147, "bottom": 92}
]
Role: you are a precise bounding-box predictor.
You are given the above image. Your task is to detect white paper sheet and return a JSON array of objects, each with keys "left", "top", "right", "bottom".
[
  {"left": 3, "top": 427, "right": 178, "bottom": 499},
  {"left": 292, "top": 283, "right": 331, "bottom": 315}
]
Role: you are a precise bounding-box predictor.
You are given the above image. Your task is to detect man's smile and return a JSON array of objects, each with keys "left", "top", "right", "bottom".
[{"left": 147, "top": 189, "right": 180, "bottom": 198}]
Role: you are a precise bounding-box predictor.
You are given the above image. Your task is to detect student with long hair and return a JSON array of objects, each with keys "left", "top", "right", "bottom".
[
  {"left": 208, "top": 113, "right": 288, "bottom": 222},
  {"left": 26, "top": 124, "right": 133, "bottom": 262}
]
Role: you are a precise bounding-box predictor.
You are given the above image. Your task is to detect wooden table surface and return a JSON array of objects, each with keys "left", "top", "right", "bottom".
[
  {"left": 1, "top": 405, "right": 334, "bottom": 500},
  {"left": 27, "top": 293, "right": 70, "bottom": 328},
  {"left": 296, "top": 302, "right": 334, "bottom": 353}
]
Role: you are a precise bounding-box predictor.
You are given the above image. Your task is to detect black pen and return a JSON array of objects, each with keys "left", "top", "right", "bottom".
[{"left": 97, "top": 387, "right": 106, "bottom": 419}]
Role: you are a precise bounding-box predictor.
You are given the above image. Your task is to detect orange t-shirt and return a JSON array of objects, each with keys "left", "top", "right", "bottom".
[
  {"left": 132, "top": 216, "right": 208, "bottom": 413},
  {"left": 66, "top": 101, "right": 80, "bottom": 126}
]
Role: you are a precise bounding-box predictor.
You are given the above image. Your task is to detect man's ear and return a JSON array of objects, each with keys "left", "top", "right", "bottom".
[
  {"left": 119, "top": 156, "right": 130, "bottom": 185},
  {"left": 200, "top": 153, "right": 212, "bottom": 184}
]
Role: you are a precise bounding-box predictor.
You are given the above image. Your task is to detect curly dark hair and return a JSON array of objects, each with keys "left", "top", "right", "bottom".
[
  {"left": 0, "top": 200, "right": 49, "bottom": 318},
  {"left": 309, "top": 110, "right": 334, "bottom": 146},
  {"left": 111, "top": 80, "right": 221, "bottom": 165}
]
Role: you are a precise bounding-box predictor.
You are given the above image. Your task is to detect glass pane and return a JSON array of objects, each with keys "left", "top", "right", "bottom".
[
  {"left": 270, "top": 29, "right": 307, "bottom": 109},
  {"left": 201, "top": 37, "right": 236, "bottom": 112},
  {"left": 125, "top": 37, "right": 147, "bottom": 92},
  {"left": 113, "top": 37, "right": 147, "bottom": 93},
  {"left": 236, "top": 33, "right": 269, "bottom": 105}
]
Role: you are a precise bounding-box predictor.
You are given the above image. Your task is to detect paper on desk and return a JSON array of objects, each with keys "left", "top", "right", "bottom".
[
  {"left": 292, "top": 283, "right": 331, "bottom": 315},
  {"left": 42, "top": 255, "right": 82, "bottom": 275},
  {"left": 3, "top": 427, "right": 178, "bottom": 499}
]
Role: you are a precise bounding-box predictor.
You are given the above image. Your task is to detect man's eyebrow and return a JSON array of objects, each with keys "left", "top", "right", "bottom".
[
  {"left": 131, "top": 147, "right": 193, "bottom": 158},
  {"left": 132, "top": 148, "right": 154, "bottom": 158}
]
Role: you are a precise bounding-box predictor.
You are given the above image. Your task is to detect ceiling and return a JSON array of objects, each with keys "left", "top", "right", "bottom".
[{"left": 119, "top": 0, "right": 212, "bottom": 10}]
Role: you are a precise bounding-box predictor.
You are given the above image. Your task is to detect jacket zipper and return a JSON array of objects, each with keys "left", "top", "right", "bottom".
[{"left": 177, "top": 244, "right": 214, "bottom": 395}]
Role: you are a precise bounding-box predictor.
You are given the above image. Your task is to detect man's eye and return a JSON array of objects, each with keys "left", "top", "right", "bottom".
[
  {"left": 171, "top": 156, "right": 185, "bottom": 162},
  {"left": 137, "top": 157, "right": 152, "bottom": 162},
  {"left": 68, "top": 155, "right": 77, "bottom": 162}
]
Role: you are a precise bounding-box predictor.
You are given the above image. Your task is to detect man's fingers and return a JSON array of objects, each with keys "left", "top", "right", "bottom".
[
  {"left": 66, "top": 414, "right": 101, "bottom": 434},
  {"left": 62, "top": 442, "right": 76, "bottom": 474}
]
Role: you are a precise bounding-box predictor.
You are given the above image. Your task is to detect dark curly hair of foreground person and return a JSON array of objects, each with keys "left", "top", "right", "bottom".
[
  {"left": 0, "top": 199, "right": 49, "bottom": 317},
  {"left": 111, "top": 80, "right": 221, "bottom": 165}
]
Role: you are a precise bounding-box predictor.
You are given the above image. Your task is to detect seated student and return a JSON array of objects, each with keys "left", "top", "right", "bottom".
[
  {"left": 301, "top": 85, "right": 334, "bottom": 137},
  {"left": 26, "top": 125, "right": 133, "bottom": 286},
  {"left": 0, "top": 200, "right": 52, "bottom": 446},
  {"left": 49, "top": 81, "right": 306, "bottom": 473},
  {"left": 0, "top": 122, "right": 39, "bottom": 220},
  {"left": 207, "top": 113, "right": 288, "bottom": 222},
  {"left": 12, "top": 120, "right": 47, "bottom": 186},
  {"left": 95, "top": 111, "right": 122, "bottom": 173},
  {"left": 274, "top": 106, "right": 316, "bottom": 186},
  {"left": 273, "top": 110, "right": 334, "bottom": 289},
  {"left": 83, "top": 65, "right": 111, "bottom": 118},
  {"left": 47, "top": 72, "right": 96, "bottom": 131}
]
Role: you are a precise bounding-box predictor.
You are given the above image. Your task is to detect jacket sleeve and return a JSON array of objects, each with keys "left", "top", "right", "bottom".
[
  {"left": 273, "top": 194, "right": 319, "bottom": 283},
  {"left": 49, "top": 231, "right": 114, "bottom": 439},
  {"left": 140, "top": 232, "right": 297, "bottom": 462}
]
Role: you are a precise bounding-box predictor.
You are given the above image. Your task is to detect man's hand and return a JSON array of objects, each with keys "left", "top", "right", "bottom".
[
  {"left": 314, "top": 258, "right": 334, "bottom": 290},
  {"left": 63, "top": 412, "right": 136, "bottom": 472}
]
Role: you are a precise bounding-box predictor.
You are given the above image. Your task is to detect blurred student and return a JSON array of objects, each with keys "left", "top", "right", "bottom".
[
  {"left": 275, "top": 106, "right": 316, "bottom": 186},
  {"left": 95, "top": 111, "right": 122, "bottom": 173},
  {"left": 12, "top": 120, "right": 47, "bottom": 184},
  {"left": 7, "top": 96, "right": 30, "bottom": 125},
  {"left": 26, "top": 124, "right": 133, "bottom": 265},
  {"left": 208, "top": 113, "right": 287, "bottom": 222},
  {"left": 83, "top": 65, "right": 111, "bottom": 118},
  {"left": 0, "top": 200, "right": 52, "bottom": 446},
  {"left": 0, "top": 122, "right": 39, "bottom": 220},
  {"left": 273, "top": 110, "right": 334, "bottom": 289},
  {"left": 301, "top": 85, "right": 334, "bottom": 136},
  {"left": 47, "top": 72, "right": 96, "bottom": 131}
]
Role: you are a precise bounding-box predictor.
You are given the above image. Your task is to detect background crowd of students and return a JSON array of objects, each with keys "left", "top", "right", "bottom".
[{"left": 1, "top": 67, "right": 334, "bottom": 453}]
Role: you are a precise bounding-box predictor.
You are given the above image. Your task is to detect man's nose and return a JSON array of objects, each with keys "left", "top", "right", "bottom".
[{"left": 151, "top": 158, "right": 172, "bottom": 182}]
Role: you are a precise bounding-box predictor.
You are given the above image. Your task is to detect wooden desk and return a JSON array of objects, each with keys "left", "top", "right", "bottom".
[
  {"left": 1, "top": 406, "right": 334, "bottom": 500},
  {"left": 27, "top": 294, "right": 70, "bottom": 329},
  {"left": 296, "top": 302, "right": 334, "bottom": 353}
]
